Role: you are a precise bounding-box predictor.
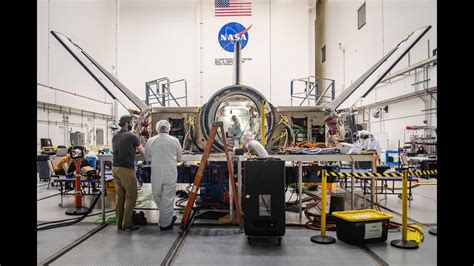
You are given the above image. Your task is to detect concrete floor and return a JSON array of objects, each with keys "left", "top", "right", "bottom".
[
  {"left": 37, "top": 176, "right": 437, "bottom": 265},
  {"left": 174, "top": 226, "right": 379, "bottom": 266}
]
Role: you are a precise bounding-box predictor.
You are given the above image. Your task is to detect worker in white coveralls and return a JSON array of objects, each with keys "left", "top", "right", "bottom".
[
  {"left": 144, "top": 120, "right": 182, "bottom": 231},
  {"left": 228, "top": 115, "right": 243, "bottom": 138}
]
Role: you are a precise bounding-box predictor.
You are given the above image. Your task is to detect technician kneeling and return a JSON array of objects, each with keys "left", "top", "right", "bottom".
[
  {"left": 145, "top": 120, "right": 182, "bottom": 231},
  {"left": 112, "top": 115, "right": 145, "bottom": 231}
]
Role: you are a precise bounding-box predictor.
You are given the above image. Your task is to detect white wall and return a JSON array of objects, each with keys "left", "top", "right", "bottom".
[
  {"left": 39, "top": 0, "right": 316, "bottom": 119},
  {"left": 318, "top": 0, "right": 437, "bottom": 150},
  {"left": 117, "top": 0, "right": 199, "bottom": 109},
  {"left": 116, "top": 0, "right": 314, "bottom": 110},
  {"left": 37, "top": 0, "right": 117, "bottom": 111},
  {"left": 38, "top": 0, "right": 319, "bottom": 149},
  {"left": 37, "top": 0, "right": 117, "bottom": 149},
  {"left": 37, "top": 103, "right": 113, "bottom": 152}
]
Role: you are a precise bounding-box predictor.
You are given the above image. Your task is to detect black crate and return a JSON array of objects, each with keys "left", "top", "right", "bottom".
[
  {"left": 243, "top": 158, "right": 285, "bottom": 237},
  {"left": 335, "top": 218, "right": 389, "bottom": 245}
]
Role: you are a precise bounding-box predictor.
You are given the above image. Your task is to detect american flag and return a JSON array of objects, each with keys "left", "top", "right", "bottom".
[{"left": 215, "top": 0, "right": 252, "bottom": 17}]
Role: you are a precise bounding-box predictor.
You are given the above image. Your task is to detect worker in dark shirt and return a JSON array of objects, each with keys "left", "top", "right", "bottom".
[{"left": 112, "top": 115, "right": 145, "bottom": 231}]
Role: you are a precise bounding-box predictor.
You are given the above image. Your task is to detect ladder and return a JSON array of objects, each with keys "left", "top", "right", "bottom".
[{"left": 179, "top": 121, "right": 243, "bottom": 233}]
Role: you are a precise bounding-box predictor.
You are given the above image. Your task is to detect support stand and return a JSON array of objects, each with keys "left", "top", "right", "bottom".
[
  {"left": 390, "top": 171, "right": 419, "bottom": 249},
  {"left": 66, "top": 159, "right": 89, "bottom": 215},
  {"left": 310, "top": 169, "right": 336, "bottom": 244}
]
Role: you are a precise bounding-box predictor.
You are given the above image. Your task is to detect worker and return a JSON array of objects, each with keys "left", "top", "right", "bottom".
[
  {"left": 145, "top": 120, "right": 182, "bottom": 231},
  {"left": 248, "top": 106, "right": 258, "bottom": 134},
  {"left": 53, "top": 147, "right": 90, "bottom": 190},
  {"left": 112, "top": 115, "right": 145, "bottom": 231},
  {"left": 228, "top": 115, "right": 243, "bottom": 138},
  {"left": 54, "top": 147, "right": 90, "bottom": 175}
]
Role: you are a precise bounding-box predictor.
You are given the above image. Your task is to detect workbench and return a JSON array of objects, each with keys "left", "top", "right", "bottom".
[
  {"left": 53, "top": 174, "right": 113, "bottom": 207},
  {"left": 97, "top": 153, "right": 377, "bottom": 225}
]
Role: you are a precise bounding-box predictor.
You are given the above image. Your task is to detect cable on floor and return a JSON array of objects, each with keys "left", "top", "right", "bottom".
[
  {"left": 37, "top": 192, "right": 102, "bottom": 231},
  {"left": 303, "top": 200, "right": 337, "bottom": 231}
]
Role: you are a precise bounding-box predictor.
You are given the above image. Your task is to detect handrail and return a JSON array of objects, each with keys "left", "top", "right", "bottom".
[
  {"left": 145, "top": 77, "right": 188, "bottom": 107},
  {"left": 314, "top": 81, "right": 335, "bottom": 106},
  {"left": 168, "top": 79, "right": 188, "bottom": 106},
  {"left": 290, "top": 76, "right": 335, "bottom": 106},
  {"left": 145, "top": 83, "right": 163, "bottom": 106},
  {"left": 299, "top": 83, "right": 317, "bottom": 106}
]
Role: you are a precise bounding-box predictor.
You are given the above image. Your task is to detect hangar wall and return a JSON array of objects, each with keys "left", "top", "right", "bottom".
[{"left": 37, "top": 0, "right": 317, "bottom": 150}]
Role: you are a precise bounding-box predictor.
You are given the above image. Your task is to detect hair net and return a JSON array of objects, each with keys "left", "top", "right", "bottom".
[{"left": 156, "top": 120, "right": 171, "bottom": 133}]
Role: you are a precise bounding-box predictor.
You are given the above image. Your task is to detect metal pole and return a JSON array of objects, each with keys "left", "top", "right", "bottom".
[
  {"left": 402, "top": 171, "right": 408, "bottom": 241},
  {"left": 298, "top": 161, "right": 303, "bottom": 224},
  {"left": 351, "top": 160, "right": 355, "bottom": 209},
  {"left": 310, "top": 168, "right": 336, "bottom": 244},
  {"left": 331, "top": 80, "right": 335, "bottom": 100},
  {"left": 184, "top": 80, "right": 188, "bottom": 106},
  {"left": 371, "top": 154, "right": 377, "bottom": 209},
  {"left": 162, "top": 83, "right": 166, "bottom": 107},
  {"left": 390, "top": 169, "right": 418, "bottom": 249},
  {"left": 307, "top": 78, "right": 310, "bottom": 106},
  {"left": 237, "top": 156, "right": 242, "bottom": 211},
  {"left": 261, "top": 100, "right": 265, "bottom": 146},
  {"left": 320, "top": 169, "right": 328, "bottom": 237},
  {"left": 100, "top": 160, "right": 105, "bottom": 223},
  {"left": 229, "top": 158, "right": 234, "bottom": 220},
  {"left": 233, "top": 41, "right": 241, "bottom": 85},
  {"left": 145, "top": 83, "right": 149, "bottom": 106}
]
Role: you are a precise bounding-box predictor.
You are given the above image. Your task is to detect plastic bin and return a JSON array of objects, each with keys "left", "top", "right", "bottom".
[
  {"left": 332, "top": 209, "right": 393, "bottom": 245},
  {"left": 86, "top": 155, "right": 98, "bottom": 170},
  {"left": 37, "top": 154, "right": 51, "bottom": 180}
]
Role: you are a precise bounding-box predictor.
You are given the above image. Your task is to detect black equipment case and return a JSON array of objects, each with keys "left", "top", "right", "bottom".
[{"left": 243, "top": 158, "right": 285, "bottom": 244}]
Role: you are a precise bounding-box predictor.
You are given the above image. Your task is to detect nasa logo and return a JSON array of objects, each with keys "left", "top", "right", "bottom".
[{"left": 218, "top": 22, "right": 252, "bottom": 52}]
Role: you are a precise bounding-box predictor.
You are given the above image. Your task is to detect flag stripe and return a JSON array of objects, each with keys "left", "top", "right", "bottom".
[
  {"left": 215, "top": 11, "right": 252, "bottom": 13},
  {"left": 216, "top": 8, "right": 252, "bottom": 11},
  {"left": 216, "top": 12, "right": 252, "bottom": 15},
  {"left": 215, "top": 13, "right": 252, "bottom": 15},
  {"left": 215, "top": 14, "right": 252, "bottom": 16}
]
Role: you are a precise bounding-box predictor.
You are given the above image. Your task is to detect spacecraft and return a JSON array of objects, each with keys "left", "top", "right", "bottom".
[{"left": 50, "top": 25, "right": 431, "bottom": 153}]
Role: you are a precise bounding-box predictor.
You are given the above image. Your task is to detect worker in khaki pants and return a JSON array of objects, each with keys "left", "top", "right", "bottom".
[{"left": 112, "top": 115, "right": 145, "bottom": 231}]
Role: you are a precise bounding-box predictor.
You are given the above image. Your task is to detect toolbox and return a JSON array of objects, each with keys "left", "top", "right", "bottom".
[{"left": 332, "top": 209, "right": 393, "bottom": 245}]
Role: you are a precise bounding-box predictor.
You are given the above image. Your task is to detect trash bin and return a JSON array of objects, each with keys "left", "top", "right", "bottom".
[{"left": 37, "top": 154, "right": 51, "bottom": 181}]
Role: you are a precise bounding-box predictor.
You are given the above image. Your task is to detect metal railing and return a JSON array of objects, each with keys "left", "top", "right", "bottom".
[
  {"left": 145, "top": 77, "right": 188, "bottom": 107},
  {"left": 290, "top": 76, "right": 335, "bottom": 106}
]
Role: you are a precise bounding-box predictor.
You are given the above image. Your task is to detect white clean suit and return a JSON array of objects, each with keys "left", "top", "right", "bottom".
[{"left": 144, "top": 133, "right": 182, "bottom": 227}]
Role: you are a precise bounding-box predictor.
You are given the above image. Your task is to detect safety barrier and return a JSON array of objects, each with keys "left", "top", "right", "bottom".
[
  {"left": 310, "top": 169, "right": 434, "bottom": 247},
  {"left": 321, "top": 170, "right": 437, "bottom": 178}
]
